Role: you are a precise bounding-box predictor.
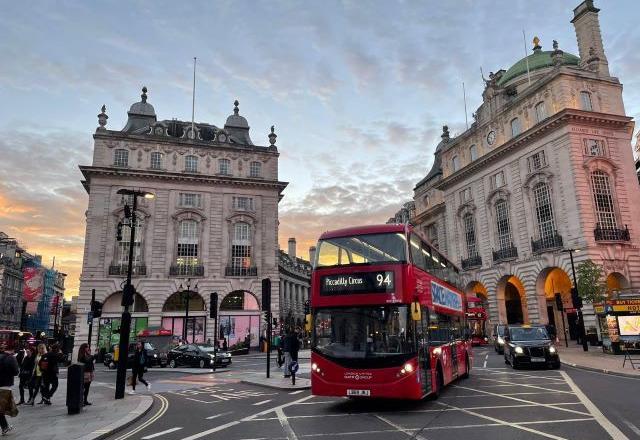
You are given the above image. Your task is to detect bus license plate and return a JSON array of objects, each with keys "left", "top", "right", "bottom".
[
  {"left": 531, "top": 357, "right": 546, "bottom": 362},
  {"left": 347, "top": 389, "right": 370, "bottom": 397}
]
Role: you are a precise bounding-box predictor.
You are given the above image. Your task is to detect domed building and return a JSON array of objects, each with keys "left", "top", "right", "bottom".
[{"left": 412, "top": 0, "right": 640, "bottom": 348}]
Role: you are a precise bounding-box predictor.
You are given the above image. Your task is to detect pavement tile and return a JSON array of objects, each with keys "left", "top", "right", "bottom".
[{"left": 558, "top": 345, "right": 640, "bottom": 377}]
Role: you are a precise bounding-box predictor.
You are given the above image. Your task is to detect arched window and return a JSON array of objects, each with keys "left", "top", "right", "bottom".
[
  {"left": 463, "top": 213, "right": 477, "bottom": 257},
  {"left": 219, "top": 158, "right": 231, "bottom": 175},
  {"left": 510, "top": 117, "right": 521, "bottom": 137},
  {"left": 150, "top": 152, "right": 163, "bottom": 170},
  {"left": 114, "top": 149, "right": 129, "bottom": 167},
  {"left": 535, "top": 102, "right": 547, "bottom": 123},
  {"left": 162, "top": 291, "right": 205, "bottom": 312},
  {"left": 185, "top": 155, "right": 198, "bottom": 173},
  {"left": 249, "top": 161, "right": 262, "bottom": 178},
  {"left": 495, "top": 199, "right": 512, "bottom": 251},
  {"left": 469, "top": 144, "right": 478, "bottom": 161},
  {"left": 452, "top": 155, "right": 460, "bottom": 172},
  {"left": 533, "top": 182, "right": 556, "bottom": 241},
  {"left": 231, "top": 222, "right": 253, "bottom": 274},
  {"left": 591, "top": 171, "right": 617, "bottom": 230},
  {"left": 176, "top": 219, "right": 199, "bottom": 268},
  {"left": 580, "top": 91, "right": 593, "bottom": 111},
  {"left": 115, "top": 217, "right": 144, "bottom": 271}
]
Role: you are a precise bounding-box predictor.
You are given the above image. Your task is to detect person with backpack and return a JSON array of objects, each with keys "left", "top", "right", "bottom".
[
  {"left": 27, "top": 344, "right": 47, "bottom": 405},
  {"left": 129, "top": 342, "right": 151, "bottom": 394},
  {"left": 282, "top": 329, "right": 300, "bottom": 378},
  {"left": 0, "top": 341, "right": 20, "bottom": 435},
  {"left": 16, "top": 346, "right": 35, "bottom": 405}
]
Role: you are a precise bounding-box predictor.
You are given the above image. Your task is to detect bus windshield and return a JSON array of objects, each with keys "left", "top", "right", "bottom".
[
  {"left": 313, "top": 306, "right": 414, "bottom": 361},
  {"left": 316, "top": 233, "right": 407, "bottom": 268}
]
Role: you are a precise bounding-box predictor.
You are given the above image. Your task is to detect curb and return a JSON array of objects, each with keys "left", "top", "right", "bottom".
[
  {"left": 560, "top": 360, "right": 640, "bottom": 379},
  {"left": 241, "top": 378, "right": 311, "bottom": 391},
  {"left": 84, "top": 395, "right": 154, "bottom": 440}
]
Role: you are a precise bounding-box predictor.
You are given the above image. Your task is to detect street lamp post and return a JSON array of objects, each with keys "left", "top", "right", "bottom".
[
  {"left": 565, "top": 248, "right": 589, "bottom": 352},
  {"left": 114, "top": 189, "right": 154, "bottom": 399},
  {"left": 178, "top": 279, "right": 198, "bottom": 343}
]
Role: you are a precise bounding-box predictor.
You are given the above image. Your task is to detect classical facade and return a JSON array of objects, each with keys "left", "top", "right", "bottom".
[
  {"left": 278, "top": 238, "right": 312, "bottom": 330},
  {"left": 0, "top": 233, "right": 24, "bottom": 330},
  {"left": 412, "top": 1, "right": 640, "bottom": 341},
  {"left": 75, "top": 88, "right": 287, "bottom": 354},
  {"left": 386, "top": 201, "right": 416, "bottom": 224}
]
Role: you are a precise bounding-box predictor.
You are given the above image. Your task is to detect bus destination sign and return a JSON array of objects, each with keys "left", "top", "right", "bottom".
[
  {"left": 320, "top": 271, "right": 394, "bottom": 296},
  {"left": 431, "top": 281, "right": 463, "bottom": 312}
]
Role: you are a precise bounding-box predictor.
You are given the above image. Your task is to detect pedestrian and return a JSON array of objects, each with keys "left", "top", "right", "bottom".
[
  {"left": 129, "top": 342, "right": 150, "bottom": 395},
  {"left": 0, "top": 341, "right": 19, "bottom": 436},
  {"left": 27, "top": 344, "right": 47, "bottom": 405},
  {"left": 77, "top": 343, "right": 94, "bottom": 405},
  {"left": 282, "top": 329, "right": 300, "bottom": 377},
  {"left": 17, "top": 346, "right": 35, "bottom": 405},
  {"left": 274, "top": 334, "right": 283, "bottom": 367},
  {"left": 40, "top": 343, "right": 64, "bottom": 405},
  {"left": 222, "top": 339, "right": 228, "bottom": 351}
]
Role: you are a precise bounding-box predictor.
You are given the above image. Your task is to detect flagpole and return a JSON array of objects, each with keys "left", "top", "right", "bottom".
[
  {"left": 192, "top": 57, "right": 197, "bottom": 137},
  {"left": 462, "top": 82, "right": 469, "bottom": 130},
  {"left": 523, "top": 30, "right": 531, "bottom": 86}
]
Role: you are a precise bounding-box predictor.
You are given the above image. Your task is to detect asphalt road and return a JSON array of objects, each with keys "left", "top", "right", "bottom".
[{"left": 101, "top": 348, "right": 640, "bottom": 440}]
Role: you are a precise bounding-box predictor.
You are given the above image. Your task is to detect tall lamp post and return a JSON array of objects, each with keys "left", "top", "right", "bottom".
[
  {"left": 564, "top": 248, "right": 589, "bottom": 352},
  {"left": 114, "top": 189, "right": 154, "bottom": 399},
  {"left": 178, "top": 279, "right": 198, "bottom": 343}
]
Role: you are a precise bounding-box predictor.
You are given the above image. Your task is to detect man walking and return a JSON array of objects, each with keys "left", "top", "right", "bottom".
[
  {"left": 40, "top": 343, "right": 64, "bottom": 405},
  {"left": 282, "top": 329, "right": 300, "bottom": 378},
  {"left": 0, "top": 342, "right": 19, "bottom": 435}
]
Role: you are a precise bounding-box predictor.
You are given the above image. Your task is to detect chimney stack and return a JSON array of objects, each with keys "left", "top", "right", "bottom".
[
  {"left": 309, "top": 246, "right": 317, "bottom": 265},
  {"left": 288, "top": 237, "right": 297, "bottom": 260},
  {"left": 571, "top": 0, "right": 609, "bottom": 76}
]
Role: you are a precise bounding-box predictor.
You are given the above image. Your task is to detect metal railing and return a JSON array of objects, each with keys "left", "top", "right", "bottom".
[
  {"left": 108, "top": 264, "right": 146, "bottom": 276},
  {"left": 461, "top": 254, "right": 482, "bottom": 270},
  {"left": 594, "top": 224, "right": 630, "bottom": 242},
  {"left": 225, "top": 266, "right": 258, "bottom": 277},
  {"left": 169, "top": 264, "right": 204, "bottom": 277},
  {"left": 492, "top": 245, "right": 518, "bottom": 263},
  {"left": 531, "top": 232, "right": 564, "bottom": 253}
]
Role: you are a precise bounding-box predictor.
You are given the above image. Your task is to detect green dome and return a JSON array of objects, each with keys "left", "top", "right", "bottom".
[{"left": 497, "top": 50, "right": 580, "bottom": 86}]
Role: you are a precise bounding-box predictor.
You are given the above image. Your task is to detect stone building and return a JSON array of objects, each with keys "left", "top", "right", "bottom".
[
  {"left": 278, "top": 238, "right": 312, "bottom": 330},
  {"left": 75, "top": 88, "right": 287, "bottom": 354},
  {"left": 386, "top": 201, "right": 416, "bottom": 224},
  {"left": 0, "top": 233, "right": 24, "bottom": 330},
  {"left": 412, "top": 1, "right": 640, "bottom": 342}
]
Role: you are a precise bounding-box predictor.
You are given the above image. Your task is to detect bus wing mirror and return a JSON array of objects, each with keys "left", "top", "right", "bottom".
[{"left": 411, "top": 302, "right": 421, "bottom": 321}]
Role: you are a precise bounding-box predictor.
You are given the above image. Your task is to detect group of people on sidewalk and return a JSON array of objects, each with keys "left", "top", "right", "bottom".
[
  {"left": 15, "top": 342, "right": 65, "bottom": 407},
  {"left": 275, "top": 329, "right": 301, "bottom": 378}
]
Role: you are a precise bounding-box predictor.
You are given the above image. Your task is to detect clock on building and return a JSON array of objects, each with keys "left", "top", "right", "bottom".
[{"left": 486, "top": 130, "right": 496, "bottom": 146}]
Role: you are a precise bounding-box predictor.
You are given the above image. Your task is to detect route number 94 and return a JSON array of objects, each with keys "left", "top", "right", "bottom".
[{"left": 376, "top": 273, "right": 392, "bottom": 287}]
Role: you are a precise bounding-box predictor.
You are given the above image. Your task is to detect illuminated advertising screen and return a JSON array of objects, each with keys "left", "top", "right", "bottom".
[{"left": 618, "top": 315, "right": 640, "bottom": 336}]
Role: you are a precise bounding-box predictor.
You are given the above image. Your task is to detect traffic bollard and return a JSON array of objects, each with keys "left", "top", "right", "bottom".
[{"left": 66, "top": 363, "right": 85, "bottom": 415}]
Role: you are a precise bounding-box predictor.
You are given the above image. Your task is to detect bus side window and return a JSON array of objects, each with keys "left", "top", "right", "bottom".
[{"left": 410, "top": 235, "right": 426, "bottom": 271}]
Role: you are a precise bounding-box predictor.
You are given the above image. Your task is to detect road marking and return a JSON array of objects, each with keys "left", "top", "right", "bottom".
[
  {"left": 474, "top": 377, "right": 574, "bottom": 394},
  {"left": 560, "top": 370, "right": 630, "bottom": 440},
  {"left": 253, "top": 399, "right": 273, "bottom": 406},
  {"left": 483, "top": 353, "right": 489, "bottom": 368},
  {"left": 622, "top": 419, "right": 640, "bottom": 436},
  {"left": 206, "top": 411, "right": 232, "bottom": 420},
  {"left": 186, "top": 397, "right": 216, "bottom": 404},
  {"left": 375, "top": 415, "right": 429, "bottom": 440},
  {"left": 114, "top": 394, "right": 169, "bottom": 440},
  {"left": 289, "top": 390, "right": 305, "bottom": 395},
  {"left": 276, "top": 407, "right": 298, "bottom": 440},
  {"left": 481, "top": 369, "right": 566, "bottom": 381},
  {"left": 141, "top": 427, "right": 183, "bottom": 439}
]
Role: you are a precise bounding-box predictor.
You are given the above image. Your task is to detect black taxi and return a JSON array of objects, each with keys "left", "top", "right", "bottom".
[{"left": 503, "top": 324, "right": 560, "bottom": 369}]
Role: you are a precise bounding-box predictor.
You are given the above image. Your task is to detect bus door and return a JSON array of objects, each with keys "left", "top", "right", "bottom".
[
  {"left": 449, "top": 315, "right": 463, "bottom": 379},
  {"left": 450, "top": 342, "right": 459, "bottom": 379},
  {"left": 418, "top": 307, "right": 432, "bottom": 395}
]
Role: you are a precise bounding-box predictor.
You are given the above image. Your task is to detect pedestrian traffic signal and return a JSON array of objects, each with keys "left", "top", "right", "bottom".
[
  {"left": 554, "top": 293, "right": 563, "bottom": 311},
  {"left": 272, "top": 318, "right": 278, "bottom": 327},
  {"left": 261, "top": 278, "right": 271, "bottom": 312},
  {"left": 304, "top": 300, "right": 310, "bottom": 315},
  {"left": 121, "top": 284, "right": 135, "bottom": 307},
  {"left": 571, "top": 287, "right": 583, "bottom": 309},
  {"left": 92, "top": 300, "right": 103, "bottom": 318},
  {"left": 210, "top": 292, "right": 218, "bottom": 319}
]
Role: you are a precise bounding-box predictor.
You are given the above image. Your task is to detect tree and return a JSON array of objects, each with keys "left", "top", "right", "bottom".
[{"left": 575, "top": 259, "right": 607, "bottom": 304}]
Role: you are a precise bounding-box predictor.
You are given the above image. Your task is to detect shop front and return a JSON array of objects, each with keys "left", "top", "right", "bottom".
[
  {"left": 218, "top": 290, "right": 261, "bottom": 351},
  {"left": 594, "top": 294, "right": 640, "bottom": 354},
  {"left": 96, "top": 291, "right": 149, "bottom": 354}
]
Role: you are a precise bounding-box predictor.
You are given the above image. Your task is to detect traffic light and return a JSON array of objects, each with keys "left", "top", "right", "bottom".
[
  {"left": 92, "top": 300, "right": 103, "bottom": 318},
  {"left": 210, "top": 292, "right": 218, "bottom": 319},
  {"left": 554, "top": 293, "right": 563, "bottom": 311},
  {"left": 571, "top": 287, "right": 583, "bottom": 309},
  {"left": 272, "top": 318, "right": 278, "bottom": 327},
  {"left": 261, "top": 278, "right": 271, "bottom": 312},
  {"left": 121, "top": 284, "right": 135, "bottom": 307},
  {"left": 304, "top": 300, "right": 310, "bottom": 315}
]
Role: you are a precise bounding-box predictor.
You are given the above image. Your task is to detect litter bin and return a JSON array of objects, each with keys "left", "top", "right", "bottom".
[{"left": 67, "top": 363, "right": 85, "bottom": 415}]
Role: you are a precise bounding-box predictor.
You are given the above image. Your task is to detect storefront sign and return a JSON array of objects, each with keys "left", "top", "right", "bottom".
[
  {"left": 594, "top": 299, "right": 640, "bottom": 314},
  {"left": 431, "top": 281, "right": 463, "bottom": 312}
]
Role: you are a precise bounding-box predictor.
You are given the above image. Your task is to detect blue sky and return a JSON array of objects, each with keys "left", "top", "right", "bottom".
[{"left": 0, "top": 0, "right": 638, "bottom": 297}]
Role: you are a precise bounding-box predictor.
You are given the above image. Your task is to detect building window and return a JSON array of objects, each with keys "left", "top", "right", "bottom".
[
  {"left": 150, "top": 152, "right": 163, "bottom": 170},
  {"left": 510, "top": 118, "right": 521, "bottom": 138},
  {"left": 114, "top": 149, "right": 129, "bottom": 167},
  {"left": 535, "top": 102, "right": 547, "bottom": 123},
  {"left": 469, "top": 144, "right": 478, "bottom": 161},
  {"left": 249, "top": 161, "right": 262, "bottom": 178},
  {"left": 219, "top": 159, "right": 231, "bottom": 175},
  {"left": 490, "top": 171, "right": 505, "bottom": 190},
  {"left": 527, "top": 150, "right": 547, "bottom": 173},
  {"left": 463, "top": 213, "right": 477, "bottom": 257},
  {"left": 116, "top": 218, "right": 143, "bottom": 268},
  {"left": 232, "top": 222, "right": 252, "bottom": 269},
  {"left": 232, "top": 196, "right": 254, "bottom": 211},
  {"left": 452, "top": 155, "right": 460, "bottom": 172},
  {"left": 584, "top": 139, "right": 606, "bottom": 157},
  {"left": 178, "top": 193, "right": 202, "bottom": 208},
  {"left": 460, "top": 188, "right": 472, "bottom": 203},
  {"left": 185, "top": 155, "right": 198, "bottom": 173},
  {"left": 495, "top": 199, "right": 512, "bottom": 250},
  {"left": 591, "top": 171, "right": 617, "bottom": 230},
  {"left": 580, "top": 91, "right": 593, "bottom": 111},
  {"left": 533, "top": 182, "right": 556, "bottom": 241},
  {"left": 177, "top": 219, "right": 199, "bottom": 267}
]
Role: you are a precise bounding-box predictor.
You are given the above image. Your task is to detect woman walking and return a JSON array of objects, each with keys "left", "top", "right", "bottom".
[
  {"left": 129, "top": 342, "right": 151, "bottom": 394},
  {"left": 77, "top": 344, "right": 95, "bottom": 405},
  {"left": 27, "top": 344, "right": 47, "bottom": 405},
  {"left": 17, "top": 346, "right": 35, "bottom": 405}
]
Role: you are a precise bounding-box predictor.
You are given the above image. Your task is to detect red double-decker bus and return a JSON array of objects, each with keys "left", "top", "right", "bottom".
[
  {"left": 466, "top": 297, "right": 489, "bottom": 346},
  {"left": 310, "top": 224, "right": 472, "bottom": 400}
]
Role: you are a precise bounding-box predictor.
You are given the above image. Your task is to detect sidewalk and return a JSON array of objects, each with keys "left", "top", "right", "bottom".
[
  {"left": 241, "top": 374, "right": 311, "bottom": 390},
  {"left": 7, "top": 377, "right": 153, "bottom": 440},
  {"left": 558, "top": 344, "right": 640, "bottom": 377}
]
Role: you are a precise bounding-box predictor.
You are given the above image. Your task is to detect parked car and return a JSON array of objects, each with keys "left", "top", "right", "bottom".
[
  {"left": 492, "top": 324, "right": 507, "bottom": 354},
  {"left": 104, "top": 342, "right": 167, "bottom": 369},
  {"left": 167, "top": 343, "right": 232, "bottom": 368},
  {"left": 503, "top": 324, "right": 560, "bottom": 370}
]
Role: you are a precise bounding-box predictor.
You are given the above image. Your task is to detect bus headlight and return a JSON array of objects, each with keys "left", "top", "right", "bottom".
[
  {"left": 514, "top": 346, "right": 524, "bottom": 354},
  {"left": 404, "top": 363, "right": 413, "bottom": 373},
  {"left": 433, "top": 347, "right": 442, "bottom": 356}
]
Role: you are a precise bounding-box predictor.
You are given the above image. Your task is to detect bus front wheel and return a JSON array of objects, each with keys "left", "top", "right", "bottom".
[
  {"left": 431, "top": 365, "right": 444, "bottom": 400},
  {"left": 460, "top": 353, "right": 470, "bottom": 379}
]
